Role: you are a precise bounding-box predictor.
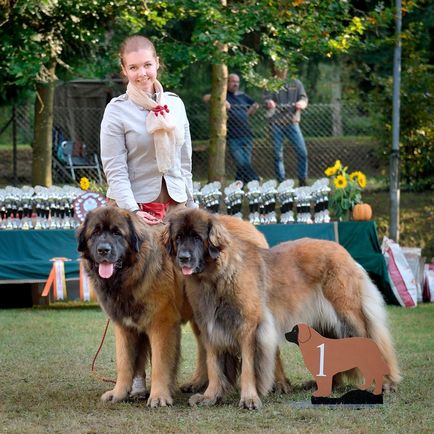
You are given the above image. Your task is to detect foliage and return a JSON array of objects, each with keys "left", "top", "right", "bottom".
[
  {"left": 0, "top": 0, "right": 121, "bottom": 92},
  {"left": 370, "top": 64, "right": 434, "bottom": 191},
  {"left": 325, "top": 159, "right": 366, "bottom": 220},
  {"left": 342, "top": 0, "right": 434, "bottom": 191},
  {"left": 112, "top": 0, "right": 378, "bottom": 91}
]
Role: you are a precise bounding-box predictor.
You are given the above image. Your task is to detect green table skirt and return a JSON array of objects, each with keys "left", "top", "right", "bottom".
[{"left": 0, "top": 221, "right": 398, "bottom": 304}]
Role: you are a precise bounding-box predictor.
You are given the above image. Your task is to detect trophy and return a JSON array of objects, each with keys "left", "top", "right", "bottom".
[
  {"left": 20, "top": 186, "right": 34, "bottom": 230},
  {"left": 260, "top": 180, "right": 278, "bottom": 224},
  {"left": 200, "top": 182, "right": 222, "bottom": 213},
  {"left": 294, "top": 186, "right": 313, "bottom": 224},
  {"left": 73, "top": 189, "right": 107, "bottom": 224},
  {"left": 3, "top": 186, "right": 19, "bottom": 229},
  {"left": 33, "top": 185, "right": 49, "bottom": 229},
  {"left": 277, "top": 179, "right": 295, "bottom": 224},
  {"left": 0, "top": 189, "right": 5, "bottom": 229},
  {"left": 193, "top": 181, "right": 203, "bottom": 207},
  {"left": 64, "top": 185, "right": 83, "bottom": 228},
  {"left": 245, "top": 180, "right": 262, "bottom": 225},
  {"left": 311, "top": 178, "right": 331, "bottom": 223},
  {"left": 224, "top": 181, "right": 244, "bottom": 218}
]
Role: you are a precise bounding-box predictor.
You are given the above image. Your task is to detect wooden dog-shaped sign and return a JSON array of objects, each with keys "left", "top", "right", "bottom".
[{"left": 285, "top": 323, "right": 390, "bottom": 397}]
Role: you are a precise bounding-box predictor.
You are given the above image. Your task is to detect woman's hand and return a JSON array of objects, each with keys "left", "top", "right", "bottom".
[{"left": 136, "top": 210, "right": 162, "bottom": 225}]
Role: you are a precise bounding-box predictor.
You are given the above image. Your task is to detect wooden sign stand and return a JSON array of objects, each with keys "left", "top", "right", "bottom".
[{"left": 285, "top": 323, "right": 388, "bottom": 407}]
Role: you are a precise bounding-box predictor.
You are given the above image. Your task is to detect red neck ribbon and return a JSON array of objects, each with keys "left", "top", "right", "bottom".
[{"left": 151, "top": 105, "right": 170, "bottom": 117}]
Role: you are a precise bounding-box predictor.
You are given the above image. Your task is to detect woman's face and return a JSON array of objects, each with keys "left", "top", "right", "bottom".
[{"left": 122, "top": 48, "right": 159, "bottom": 93}]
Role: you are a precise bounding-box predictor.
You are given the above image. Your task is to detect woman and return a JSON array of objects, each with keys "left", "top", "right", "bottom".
[{"left": 100, "top": 35, "right": 196, "bottom": 224}]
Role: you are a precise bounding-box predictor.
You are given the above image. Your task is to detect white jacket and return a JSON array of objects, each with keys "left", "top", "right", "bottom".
[{"left": 100, "top": 92, "right": 194, "bottom": 211}]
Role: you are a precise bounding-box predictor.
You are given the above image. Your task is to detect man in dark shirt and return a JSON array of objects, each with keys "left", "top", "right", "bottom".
[
  {"left": 264, "top": 72, "right": 308, "bottom": 185},
  {"left": 204, "top": 73, "right": 259, "bottom": 183}
]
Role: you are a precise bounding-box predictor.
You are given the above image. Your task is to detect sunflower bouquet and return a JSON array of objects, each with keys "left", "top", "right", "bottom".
[{"left": 324, "top": 160, "right": 366, "bottom": 220}]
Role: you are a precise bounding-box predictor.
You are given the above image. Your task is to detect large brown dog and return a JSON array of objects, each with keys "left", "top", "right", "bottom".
[
  {"left": 285, "top": 324, "right": 390, "bottom": 396},
  {"left": 77, "top": 206, "right": 186, "bottom": 407},
  {"left": 77, "top": 206, "right": 275, "bottom": 406},
  {"left": 164, "top": 208, "right": 401, "bottom": 410}
]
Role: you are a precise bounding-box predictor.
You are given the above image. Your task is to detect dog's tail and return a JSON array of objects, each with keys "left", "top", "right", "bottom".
[
  {"left": 359, "top": 267, "right": 402, "bottom": 389},
  {"left": 254, "top": 308, "right": 279, "bottom": 396}
]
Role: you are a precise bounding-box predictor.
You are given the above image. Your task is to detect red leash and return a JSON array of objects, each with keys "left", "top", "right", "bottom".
[{"left": 91, "top": 318, "right": 116, "bottom": 384}]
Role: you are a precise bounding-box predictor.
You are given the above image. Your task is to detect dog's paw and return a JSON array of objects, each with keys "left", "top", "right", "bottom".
[
  {"left": 180, "top": 379, "right": 208, "bottom": 393},
  {"left": 129, "top": 376, "right": 148, "bottom": 398},
  {"left": 129, "top": 387, "right": 149, "bottom": 399},
  {"left": 188, "top": 393, "right": 220, "bottom": 407},
  {"left": 299, "top": 380, "right": 316, "bottom": 391},
  {"left": 383, "top": 382, "right": 398, "bottom": 394},
  {"left": 239, "top": 395, "right": 262, "bottom": 410},
  {"left": 272, "top": 378, "right": 292, "bottom": 394},
  {"left": 101, "top": 388, "right": 129, "bottom": 403},
  {"left": 147, "top": 393, "right": 173, "bottom": 408}
]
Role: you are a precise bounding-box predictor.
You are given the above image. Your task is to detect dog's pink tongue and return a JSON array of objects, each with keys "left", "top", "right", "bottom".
[
  {"left": 182, "top": 267, "right": 194, "bottom": 276},
  {"left": 99, "top": 263, "right": 114, "bottom": 279}
]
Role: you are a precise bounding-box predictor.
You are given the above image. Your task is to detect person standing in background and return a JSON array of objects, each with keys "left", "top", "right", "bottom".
[
  {"left": 264, "top": 72, "right": 308, "bottom": 186},
  {"left": 100, "top": 35, "right": 197, "bottom": 224},
  {"left": 204, "top": 73, "right": 260, "bottom": 184}
]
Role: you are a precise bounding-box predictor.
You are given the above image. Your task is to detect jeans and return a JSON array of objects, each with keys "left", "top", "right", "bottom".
[
  {"left": 228, "top": 136, "right": 259, "bottom": 184},
  {"left": 271, "top": 122, "right": 308, "bottom": 182}
]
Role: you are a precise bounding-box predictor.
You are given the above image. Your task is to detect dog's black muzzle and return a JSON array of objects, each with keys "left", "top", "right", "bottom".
[{"left": 93, "top": 239, "right": 118, "bottom": 264}]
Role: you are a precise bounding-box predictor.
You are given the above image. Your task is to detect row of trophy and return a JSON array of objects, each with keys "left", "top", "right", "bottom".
[
  {"left": 0, "top": 185, "right": 85, "bottom": 230},
  {"left": 193, "top": 178, "right": 331, "bottom": 225}
]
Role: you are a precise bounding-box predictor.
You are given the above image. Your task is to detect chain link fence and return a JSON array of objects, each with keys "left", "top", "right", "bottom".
[{"left": 0, "top": 101, "right": 383, "bottom": 186}]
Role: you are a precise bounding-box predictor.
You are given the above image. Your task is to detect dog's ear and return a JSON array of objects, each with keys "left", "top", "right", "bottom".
[
  {"left": 208, "top": 217, "right": 231, "bottom": 259},
  {"left": 76, "top": 219, "right": 88, "bottom": 252},
  {"left": 160, "top": 224, "right": 174, "bottom": 255},
  {"left": 127, "top": 215, "right": 143, "bottom": 252}
]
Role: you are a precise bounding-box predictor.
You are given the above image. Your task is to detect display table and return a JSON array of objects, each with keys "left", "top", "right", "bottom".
[
  {"left": 0, "top": 221, "right": 397, "bottom": 304},
  {"left": 0, "top": 230, "right": 80, "bottom": 283}
]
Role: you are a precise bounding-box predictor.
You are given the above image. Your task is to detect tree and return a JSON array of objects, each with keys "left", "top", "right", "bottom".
[
  {"left": 117, "top": 0, "right": 374, "bottom": 181},
  {"left": 0, "top": 0, "right": 120, "bottom": 186}
]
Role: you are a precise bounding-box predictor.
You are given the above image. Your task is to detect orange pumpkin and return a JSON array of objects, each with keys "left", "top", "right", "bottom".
[{"left": 352, "top": 203, "right": 372, "bottom": 221}]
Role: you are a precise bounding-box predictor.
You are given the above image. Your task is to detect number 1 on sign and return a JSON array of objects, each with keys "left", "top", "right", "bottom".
[{"left": 317, "top": 343, "right": 326, "bottom": 376}]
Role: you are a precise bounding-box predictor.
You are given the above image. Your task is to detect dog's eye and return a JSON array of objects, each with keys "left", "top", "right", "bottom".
[
  {"left": 194, "top": 235, "right": 202, "bottom": 242},
  {"left": 112, "top": 229, "right": 122, "bottom": 236}
]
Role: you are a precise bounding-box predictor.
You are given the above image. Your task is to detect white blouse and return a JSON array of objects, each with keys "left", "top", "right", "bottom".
[{"left": 100, "top": 92, "right": 194, "bottom": 211}]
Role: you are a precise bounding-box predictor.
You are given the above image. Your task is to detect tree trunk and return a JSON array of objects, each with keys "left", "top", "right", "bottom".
[
  {"left": 207, "top": 63, "right": 228, "bottom": 182},
  {"left": 32, "top": 61, "right": 56, "bottom": 187}
]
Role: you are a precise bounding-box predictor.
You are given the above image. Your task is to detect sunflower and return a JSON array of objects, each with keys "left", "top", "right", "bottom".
[
  {"left": 334, "top": 175, "right": 347, "bottom": 189},
  {"left": 349, "top": 171, "right": 359, "bottom": 182},
  {"left": 333, "top": 160, "right": 342, "bottom": 171},
  {"left": 324, "top": 166, "right": 336, "bottom": 177},
  {"left": 80, "top": 177, "right": 90, "bottom": 191},
  {"left": 357, "top": 172, "right": 367, "bottom": 188},
  {"left": 325, "top": 160, "right": 342, "bottom": 177}
]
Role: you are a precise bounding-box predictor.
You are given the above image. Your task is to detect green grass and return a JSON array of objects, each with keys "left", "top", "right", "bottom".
[{"left": 1, "top": 305, "right": 433, "bottom": 433}]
